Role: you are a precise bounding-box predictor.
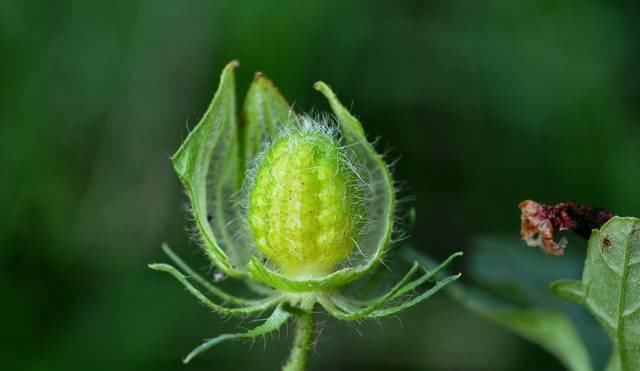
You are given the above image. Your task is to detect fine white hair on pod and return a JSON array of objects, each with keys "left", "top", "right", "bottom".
[{"left": 235, "top": 113, "right": 386, "bottom": 267}]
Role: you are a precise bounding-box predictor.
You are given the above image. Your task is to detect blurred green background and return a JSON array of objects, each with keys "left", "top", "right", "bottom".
[{"left": 1, "top": 1, "right": 639, "bottom": 370}]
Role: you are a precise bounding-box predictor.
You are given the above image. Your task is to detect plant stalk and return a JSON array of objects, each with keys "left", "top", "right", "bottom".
[{"left": 282, "top": 309, "right": 315, "bottom": 371}]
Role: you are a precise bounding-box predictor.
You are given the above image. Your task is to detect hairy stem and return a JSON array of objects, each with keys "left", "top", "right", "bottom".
[{"left": 283, "top": 310, "right": 315, "bottom": 371}]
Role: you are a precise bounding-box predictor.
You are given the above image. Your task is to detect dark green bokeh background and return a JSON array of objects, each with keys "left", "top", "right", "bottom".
[{"left": 1, "top": 1, "right": 638, "bottom": 370}]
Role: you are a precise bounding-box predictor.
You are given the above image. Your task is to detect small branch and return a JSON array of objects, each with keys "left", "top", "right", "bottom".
[
  {"left": 519, "top": 200, "right": 615, "bottom": 255},
  {"left": 282, "top": 309, "right": 315, "bottom": 371}
]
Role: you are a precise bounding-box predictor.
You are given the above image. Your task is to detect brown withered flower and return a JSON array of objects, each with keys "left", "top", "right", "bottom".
[{"left": 519, "top": 200, "right": 614, "bottom": 256}]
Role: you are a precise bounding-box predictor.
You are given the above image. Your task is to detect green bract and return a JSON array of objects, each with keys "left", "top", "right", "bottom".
[{"left": 150, "top": 61, "right": 462, "bottom": 371}]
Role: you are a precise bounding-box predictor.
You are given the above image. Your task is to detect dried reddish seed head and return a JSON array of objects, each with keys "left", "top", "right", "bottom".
[{"left": 519, "top": 200, "right": 615, "bottom": 255}]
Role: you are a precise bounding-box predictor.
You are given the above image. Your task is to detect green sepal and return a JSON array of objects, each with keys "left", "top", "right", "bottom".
[
  {"left": 242, "top": 72, "right": 295, "bottom": 168},
  {"left": 247, "top": 256, "right": 361, "bottom": 292},
  {"left": 314, "top": 82, "right": 395, "bottom": 277},
  {"left": 171, "top": 61, "right": 241, "bottom": 277}
]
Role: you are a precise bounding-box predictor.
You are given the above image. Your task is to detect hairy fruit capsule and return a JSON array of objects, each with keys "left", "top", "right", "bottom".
[{"left": 248, "top": 130, "right": 361, "bottom": 278}]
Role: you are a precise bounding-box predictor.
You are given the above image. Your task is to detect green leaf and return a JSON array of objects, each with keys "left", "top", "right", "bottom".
[
  {"left": 403, "top": 247, "right": 593, "bottom": 371},
  {"left": 553, "top": 217, "right": 640, "bottom": 371},
  {"left": 489, "top": 310, "right": 592, "bottom": 371},
  {"left": 171, "top": 61, "right": 246, "bottom": 277},
  {"left": 241, "top": 72, "right": 294, "bottom": 167}
]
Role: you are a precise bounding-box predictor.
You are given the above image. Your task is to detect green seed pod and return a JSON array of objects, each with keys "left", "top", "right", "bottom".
[{"left": 248, "top": 129, "right": 361, "bottom": 278}]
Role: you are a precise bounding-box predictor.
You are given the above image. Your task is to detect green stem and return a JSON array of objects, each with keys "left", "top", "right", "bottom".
[{"left": 282, "top": 310, "right": 315, "bottom": 371}]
